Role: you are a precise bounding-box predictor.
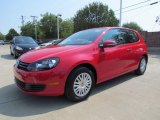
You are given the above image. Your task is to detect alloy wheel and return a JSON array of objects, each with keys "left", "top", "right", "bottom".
[
  {"left": 140, "top": 58, "right": 146, "bottom": 73},
  {"left": 73, "top": 73, "right": 92, "bottom": 97}
]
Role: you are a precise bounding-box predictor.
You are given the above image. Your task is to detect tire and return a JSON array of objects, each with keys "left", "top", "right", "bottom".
[
  {"left": 65, "top": 67, "right": 95, "bottom": 102},
  {"left": 135, "top": 56, "right": 147, "bottom": 75},
  {"left": 13, "top": 52, "right": 18, "bottom": 59},
  {"left": 10, "top": 49, "right": 13, "bottom": 55}
]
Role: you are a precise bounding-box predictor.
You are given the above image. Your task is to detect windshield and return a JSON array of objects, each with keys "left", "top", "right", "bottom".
[
  {"left": 58, "top": 29, "right": 105, "bottom": 45},
  {"left": 15, "top": 37, "right": 37, "bottom": 44}
]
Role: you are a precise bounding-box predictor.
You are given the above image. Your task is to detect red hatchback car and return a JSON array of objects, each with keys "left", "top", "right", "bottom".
[{"left": 14, "top": 27, "right": 148, "bottom": 101}]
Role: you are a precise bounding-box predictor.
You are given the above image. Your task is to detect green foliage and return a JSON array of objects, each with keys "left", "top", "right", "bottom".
[
  {"left": 40, "top": 13, "right": 60, "bottom": 38},
  {"left": 123, "top": 22, "right": 143, "bottom": 32},
  {"left": 21, "top": 22, "right": 45, "bottom": 39},
  {"left": 0, "top": 32, "right": 5, "bottom": 40},
  {"left": 61, "top": 19, "right": 74, "bottom": 38},
  {"left": 38, "top": 30, "right": 45, "bottom": 39},
  {"left": 5, "top": 28, "right": 19, "bottom": 41},
  {"left": 20, "top": 12, "right": 63, "bottom": 39},
  {"left": 21, "top": 22, "right": 35, "bottom": 38},
  {"left": 73, "top": 2, "right": 119, "bottom": 32}
]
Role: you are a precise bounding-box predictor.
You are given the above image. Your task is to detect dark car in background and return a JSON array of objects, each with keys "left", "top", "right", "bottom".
[
  {"left": 0, "top": 40, "right": 5, "bottom": 45},
  {"left": 10, "top": 36, "right": 39, "bottom": 58}
]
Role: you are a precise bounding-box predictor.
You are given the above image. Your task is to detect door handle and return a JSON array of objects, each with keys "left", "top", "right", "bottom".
[{"left": 127, "top": 49, "right": 132, "bottom": 52}]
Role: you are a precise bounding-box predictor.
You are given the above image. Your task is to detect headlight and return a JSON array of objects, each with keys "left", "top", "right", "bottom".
[
  {"left": 16, "top": 46, "right": 23, "bottom": 50},
  {"left": 27, "top": 58, "right": 59, "bottom": 71}
]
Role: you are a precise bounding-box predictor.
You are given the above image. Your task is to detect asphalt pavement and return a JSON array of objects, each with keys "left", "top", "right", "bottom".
[{"left": 0, "top": 45, "right": 160, "bottom": 120}]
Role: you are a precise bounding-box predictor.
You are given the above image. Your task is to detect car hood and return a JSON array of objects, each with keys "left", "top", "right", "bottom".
[
  {"left": 19, "top": 45, "right": 86, "bottom": 63},
  {"left": 17, "top": 44, "right": 38, "bottom": 48}
]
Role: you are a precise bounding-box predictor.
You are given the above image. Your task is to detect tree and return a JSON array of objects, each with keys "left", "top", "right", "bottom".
[
  {"left": 123, "top": 22, "right": 143, "bottom": 32},
  {"left": 73, "top": 2, "right": 119, "bottom": 32},
  {"left": 40, "top": 13, "right": 61, "bottom": 39},
  {"left": 5, "top": 28, "right": 19, "bottom": 41},
  {"left": 0, "top": 32, "right": 5, "bottom": 40},
  {"left": 21, "top": 22, "right": 45, "bottom": 39},
  {"left": 61, "top": 19, "right": 74, "bottom": 38},
  {"left": 21, "top": 22, "right": 35, "bottom": 38}
]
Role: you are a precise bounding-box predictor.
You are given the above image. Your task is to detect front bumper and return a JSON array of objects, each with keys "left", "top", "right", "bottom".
[
  {"left": 15, "top": 77, "right": 45, "bottom": 92},
  {"left": 14, "top": 65, "right": 67, "bottom": 96},
  {"left": 14, "top": 49, "right": 24, "bottom": 57},
  {"left": 14, "top": 48, "right": 35, "bottom": 57}
]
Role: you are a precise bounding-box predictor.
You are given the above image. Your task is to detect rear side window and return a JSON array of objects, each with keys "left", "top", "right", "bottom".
[{"left": 126, "top": 30, "right": 139, "bottom": 43}]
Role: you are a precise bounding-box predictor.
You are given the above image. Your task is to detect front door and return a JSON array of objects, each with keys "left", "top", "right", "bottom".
[{"left": 97, "top": 28, "right": 133, "bottom": 83}]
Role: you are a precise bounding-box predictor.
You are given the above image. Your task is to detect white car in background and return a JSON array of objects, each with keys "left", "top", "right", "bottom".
[{"left": 40, "top": 39, "right": 62, "bottom": 47}]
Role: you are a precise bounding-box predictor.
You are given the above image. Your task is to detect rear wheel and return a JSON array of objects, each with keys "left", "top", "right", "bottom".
[
  {"left": 65, "top": 67, "right": 95, "bottom": 102},
  {"left": 135, "top": 56, "right": 147, "bottom": 75}
]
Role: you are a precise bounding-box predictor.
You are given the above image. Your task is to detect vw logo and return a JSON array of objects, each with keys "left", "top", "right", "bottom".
[{"left": 16, "top": 60, "right": 19, "bottom": 67}]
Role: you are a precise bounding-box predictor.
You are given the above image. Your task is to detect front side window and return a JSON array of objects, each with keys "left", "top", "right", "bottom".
[
  {"left": 101, "top": 29, "right": 139, "bottom": 45},
  {"left": 101, "top": 29, "right": 126, "bottom": 45}
]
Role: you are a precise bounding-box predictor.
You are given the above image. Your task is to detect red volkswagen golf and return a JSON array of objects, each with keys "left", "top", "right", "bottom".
[{"left": 14, "top": 27, "right": 148, "bottom": 101}]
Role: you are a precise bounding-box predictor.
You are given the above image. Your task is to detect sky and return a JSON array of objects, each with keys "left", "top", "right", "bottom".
[{"left": 0, "top": 0, "right": 160, "bottom": 34}]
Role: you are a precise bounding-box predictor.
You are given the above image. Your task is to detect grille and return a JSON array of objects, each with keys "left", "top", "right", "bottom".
[
  {"left": 18, "top": 61, "right": 29, "bottom": 71},
  {"left": 15, "top": 78, "right": 45, "bottom": 92},
  {"left": 23, "top": 47, "right": 34, "bottom": 53}
]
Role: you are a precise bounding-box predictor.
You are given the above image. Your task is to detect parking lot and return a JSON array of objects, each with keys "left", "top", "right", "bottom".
[{"left": 0, "top": 45, "right": 160, "bottom": 120}]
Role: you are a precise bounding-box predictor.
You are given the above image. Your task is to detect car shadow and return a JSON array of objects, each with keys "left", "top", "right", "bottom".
[
  {"left": 1, "top": 54, "right": 15, "bottom": 60},
  {"left": 92, "top": 72, "right": 136, "bottom": 95},
  {"left": 0, "top": 72, "right": 136, "bottom": 117}
]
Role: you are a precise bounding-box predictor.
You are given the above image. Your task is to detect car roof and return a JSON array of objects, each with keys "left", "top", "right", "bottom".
[
  {"left": 14, "top": 36, "right": 32, "bottom": 38},
  {"left": 87, "top": 27, "right": 138, "bottom": 32}
]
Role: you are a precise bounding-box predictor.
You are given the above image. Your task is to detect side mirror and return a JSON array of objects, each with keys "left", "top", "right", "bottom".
[
  {"left": 10, "top": 41, "right": 13, "bottom": 44},
  {"left": 99, "top": 40, "right": 117, "bottom": 48}
]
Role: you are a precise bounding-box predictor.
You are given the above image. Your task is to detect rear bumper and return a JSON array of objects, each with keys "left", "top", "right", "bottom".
[{"left": 14, "top": 65, "right": 67, "bottom": 96}]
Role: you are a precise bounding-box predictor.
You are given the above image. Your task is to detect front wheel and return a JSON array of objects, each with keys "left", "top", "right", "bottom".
[
  {"left": 13, "top": 52, "right": 18, "bottom": 59},
  {"left": 10, "top": 49, "right": 13, "bottom": 55},
  {"left": 135, "top": 56, "right": 147, "bottom": 75},
  {"left": 65, "top": 67, "right": 95, "bottom": 102}
]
